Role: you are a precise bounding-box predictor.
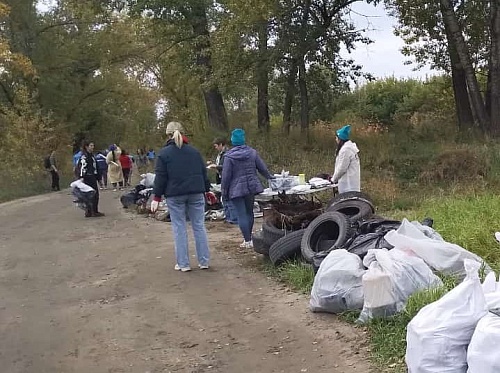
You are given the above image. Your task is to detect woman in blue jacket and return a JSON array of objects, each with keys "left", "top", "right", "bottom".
[
  {"left": 222, "top": 128, "right": 273, "bottom": 249},
  {"left": 150, "top": 122, "right": 211, "bottom": 272}
]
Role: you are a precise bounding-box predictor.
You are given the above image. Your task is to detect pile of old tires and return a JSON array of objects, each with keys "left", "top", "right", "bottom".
[{"left": 255, "top": 191, "right": 376, "bottom": 267}]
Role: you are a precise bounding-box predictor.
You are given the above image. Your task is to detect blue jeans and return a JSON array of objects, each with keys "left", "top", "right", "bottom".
[
  {"left": 231, "top": 195, "right": 255, "bottom": 242},
  {"left": 166, "top": 193, "right": 210, "bottom": 268},
  {"left": 223, "top": 198, "right": 238, "bottom": 224}
]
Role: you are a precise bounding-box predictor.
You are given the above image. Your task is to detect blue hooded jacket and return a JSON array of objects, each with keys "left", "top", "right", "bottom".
[{"left": 221, "top": 145, "right": 272, "bottom": 200}]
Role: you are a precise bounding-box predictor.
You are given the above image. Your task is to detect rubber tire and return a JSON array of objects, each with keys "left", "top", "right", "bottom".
[
  {"left": 326, "top": 199, "right": 374, "bottom": 222},
  {"left": 301, "top": 212, "right": 354, "bottom": 263},
  {"left": 253, "top": 230, "right": 269, "bottom": 256},
  {"left": 269, "top": 229, "right": 305, "bottom": 266},
  {"left": 262, "top": 221, "right": 290, "bottom": 247},
  {"left": 326, "top": 191, "right": 374, "bottom": 211}
]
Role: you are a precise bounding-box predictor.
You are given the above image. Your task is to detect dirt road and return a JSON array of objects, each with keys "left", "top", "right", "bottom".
[{"left": 0, "top": 191, "right": 375, "bottom": 373}]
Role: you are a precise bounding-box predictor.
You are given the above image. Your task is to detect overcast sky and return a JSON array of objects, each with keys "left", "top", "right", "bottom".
[
  {"left": 343, "top": 2, "right": 435, "bottom": 80},
  {"left": 36, "top": 1, "right": 435, "bottom": 81}
]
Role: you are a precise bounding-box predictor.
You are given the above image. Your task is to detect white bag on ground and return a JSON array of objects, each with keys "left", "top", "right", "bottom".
[
  {"left": 481, "top": 272, "right": 500, "bottom": 309},
  {"left": 309, "top": 249, "right": 365, "bottom": 314},
  {"left": 140, "top": 173, "right": 156, "bottom": 188},
  {"left": 405, "top": 259, "right": 488, "bottom": 373},
  {"left": 385, "top": 218, "right": 488, "bottom": 278},
  {"left": 467, "top": 313, "right": 500, "bottom": 373},
  {"left": 358, "top": 248, "right": 442, "bottom": 323}
]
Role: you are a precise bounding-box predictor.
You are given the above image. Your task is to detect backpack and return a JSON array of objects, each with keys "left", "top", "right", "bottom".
[{"left": 44, "top": 156, "right": 51, "bottom": 169}]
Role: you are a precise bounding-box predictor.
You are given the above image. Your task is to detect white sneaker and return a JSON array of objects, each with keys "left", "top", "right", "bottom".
[
  {"left": 174, "top": 264, "right": 191, "bottom": 272},
  {"left": 198, "top": 264, "right": 210, "bottom": 270},
  {"left": 239, "top": 240, "right": 253, "bottom": 249}
]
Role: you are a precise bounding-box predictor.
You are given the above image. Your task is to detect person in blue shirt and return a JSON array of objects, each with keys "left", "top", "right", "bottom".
[
  {"left": 147, "top": 148, "right": 155, "bottom": 170},
  {"left": 72, "top": 150, "right": 83, "bottom": 179}
]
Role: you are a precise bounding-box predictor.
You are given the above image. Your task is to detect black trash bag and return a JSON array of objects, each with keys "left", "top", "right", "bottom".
[
  {"left": 341, "top": 219, "right": 402, "bottom": 260},
  {"left": 312, "top": 250, "right": 333, "bottom": 274},
  {"left": 120, "top": 192, "right": 137, "bottom": 208},
  {"left": 72, "top": 187, "right": 95, "bottom": 211},
  {"left": 121, "top": 184, "right": 148, "bottom": 208}
]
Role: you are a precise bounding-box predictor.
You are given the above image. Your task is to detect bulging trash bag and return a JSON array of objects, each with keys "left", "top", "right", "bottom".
[
  {"left": 358, "top": 248, "right": 443, "bottom": 323},
  {"left": 405, "top": 259, "right": 488, "bottom": 373},
  {"left": 481, "top": 272, "right": 500, "bottom": 310},
  {"left": 385, "top": 218, "right": 489, "bottom": 279},
  {"left": 140, "top": 173, "right": 156, "bottom": 188},
  {"left": 309, "top": 249, "right": 365, "bottom": 314},
  {"left": 467, "top": 313, "right": 500, "bottom": 373}
]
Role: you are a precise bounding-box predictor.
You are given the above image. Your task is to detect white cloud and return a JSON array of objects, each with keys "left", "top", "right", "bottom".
[{"left": 342, "top": 2, "right": 437, "bottom": 80}]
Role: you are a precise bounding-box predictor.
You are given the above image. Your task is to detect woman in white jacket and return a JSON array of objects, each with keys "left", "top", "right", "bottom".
[{"left": 331, "top": 125, "right": 361, "bottom": 193}]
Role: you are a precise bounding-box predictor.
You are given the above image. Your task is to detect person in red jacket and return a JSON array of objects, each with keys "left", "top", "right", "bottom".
[{"left": 119, "top": 150, "right": 133, "bottom": 186}]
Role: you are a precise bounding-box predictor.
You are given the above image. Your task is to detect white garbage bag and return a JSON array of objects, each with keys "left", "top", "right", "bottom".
[
  {"left": 358, "top": 248, "right": 442, "bottom": 323},
  {"left": 309, "top": 249, "right": 365, "bottom": 314},
  {"left": 481, "top": 272, "right": 500, "bottom": 310},
  {"left": 70, "top": 179, "right": 95, "bottom": 193},
  {"left": 140, "top": 173, "right": 156, "bottom": 188},
  {"left": 405, "top": 259, "right": 488, "bottom": 373},
  {"left": 467, "top": 313, "right": 500, "bottom": 373},
  {"left": 385, "top": 218, "right": 488, "bottom": 278}
]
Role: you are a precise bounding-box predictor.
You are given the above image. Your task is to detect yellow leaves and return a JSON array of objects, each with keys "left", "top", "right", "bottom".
[{"left": 0, "top": 2, "right": 10, "bottom": 18}]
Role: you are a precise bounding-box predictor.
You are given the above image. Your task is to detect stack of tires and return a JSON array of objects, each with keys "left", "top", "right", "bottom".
[
  {"left": 301, "top": 192, "right": 375, "bottom": 266},
  {"left": 254, "top": 191, "right": 375, "bottom": 267}
]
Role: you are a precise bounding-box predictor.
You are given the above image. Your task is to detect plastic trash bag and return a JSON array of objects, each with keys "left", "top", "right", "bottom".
[
  {"left": 405, "top": 259, "right": 488, "bottom": 373},
  {"left": 358, "top": 248, "right": 443, "bottom": 323},
  {"left": 309, "top": 249, "right": 365, "bottom": 314},
  {"left": 481, "top": 272, "right": 500, "bottom": 310},
  {"left": 385, "top": 218, "right": 488, "bottom": 279},
  {"left": 140, "top": 173, "right": 156, "bottom": 188},
  {"left": 467, "top": 313, "right": 500, "bottom": 373}
]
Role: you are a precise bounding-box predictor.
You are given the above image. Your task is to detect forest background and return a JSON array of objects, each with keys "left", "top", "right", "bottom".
[{"left": 3, "top": 1, "right": 500, "bottom": 370}]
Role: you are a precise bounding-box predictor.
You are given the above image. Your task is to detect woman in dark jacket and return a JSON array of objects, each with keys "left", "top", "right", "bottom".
[
  {"left": 76, "top": 141, "right": 105, "bottom": 218},
  {"left": 222, "top": 128, "right": 273, "bottom": 249},
  {"left": 150, "top": 122, "right": 211, "bottom": 272}
]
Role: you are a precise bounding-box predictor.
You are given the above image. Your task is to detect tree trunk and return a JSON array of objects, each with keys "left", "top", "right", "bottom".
[
  {"left": 257, "top": 20, "right": 270, "bottom": 132},
  {"left": 440, "top": 1, "right": 474, "bottom": 130},
  {"left": 191, "top": 6, "right": 228, "bottom": 131},
  {"left": 440, "top": 0, "right": 488, "bottom": 131},
  {"left": 298, "top": 0, "right": 311, "bottom": 133},
  {"left": 282, "top": 58, "right": 297, "bottom": 135},
  {"left": 298, "top": 57, "right": 309, "bottom": 133},
  {"left": 489, "top": 0, "right": 500, "bottom": 135}
]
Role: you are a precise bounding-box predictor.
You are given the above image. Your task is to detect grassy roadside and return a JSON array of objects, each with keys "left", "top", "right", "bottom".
[{"left": 257, "top": 193, "right": 500, "bottom": 372}]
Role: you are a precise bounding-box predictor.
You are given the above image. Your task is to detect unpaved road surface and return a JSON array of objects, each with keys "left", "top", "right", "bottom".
[{"left": 0, "top": 191, "right": 375, "bottom": 373}]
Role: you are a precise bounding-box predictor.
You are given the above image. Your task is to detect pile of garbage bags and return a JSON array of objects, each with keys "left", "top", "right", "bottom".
[
  {"left": 119, "top": 173, "right": 228, "bottom": 222},
  {"left": 309, "top": 218, "right": 488, "bottom": 324},
  {"left": 406, "top": 259, "right": 500, "bottom": 373}
]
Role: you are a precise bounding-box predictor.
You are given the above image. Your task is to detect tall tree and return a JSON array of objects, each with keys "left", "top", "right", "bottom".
[{"left": 125, "top": 0, "right": 229, "bottom": 131}]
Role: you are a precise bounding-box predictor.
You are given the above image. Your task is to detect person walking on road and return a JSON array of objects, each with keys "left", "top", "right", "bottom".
[
  {"left": 150, "top": 121, "right": 211, "bottom": 272},
  {"left": 119, "top": 149, "right": 132, "bottom": 187},
  {"left": 76, "top": 141, "right": 105, "bottom": 218},
  {"left": 95, "top": 151, "right": 108, "bottom": 190},
  {"left": 106, "top": 144, "right": 124, "bottom": 191},
  {"left": 46, "top": 150, "right": 60, "bottom": 191},
  {"left": 221, "top": 128, "right": 273, "bottom": 249}
]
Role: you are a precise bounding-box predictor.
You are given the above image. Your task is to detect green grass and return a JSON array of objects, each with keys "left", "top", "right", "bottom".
[{"left": 259, "top": 193, "right": 500, "bottom": 372}]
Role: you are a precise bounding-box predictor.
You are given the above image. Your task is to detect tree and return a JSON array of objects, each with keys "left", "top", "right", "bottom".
[{"left": 122, "top": 0, "right": 229, "bottom": 131}]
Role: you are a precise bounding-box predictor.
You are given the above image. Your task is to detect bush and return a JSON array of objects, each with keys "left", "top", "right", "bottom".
[{"left": 419, "top": 148, "right": 490, "bottom": 184}]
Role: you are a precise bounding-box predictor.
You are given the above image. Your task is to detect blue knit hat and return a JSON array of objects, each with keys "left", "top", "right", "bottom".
[
  {"left": 231, "top": 128, "right": 246, "bottom": 146},
  {"left": 336, "top": 125, "right": 351, "bottom": 141}
]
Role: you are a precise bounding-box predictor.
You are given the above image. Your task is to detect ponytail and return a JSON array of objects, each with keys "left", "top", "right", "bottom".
[{"left": 173, "top": 130, "right": 184, "bottom": 148}]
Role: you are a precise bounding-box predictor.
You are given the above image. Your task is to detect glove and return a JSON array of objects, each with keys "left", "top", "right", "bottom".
[{"left": 150, "top": 200, "right": 159, "bottom": 213}]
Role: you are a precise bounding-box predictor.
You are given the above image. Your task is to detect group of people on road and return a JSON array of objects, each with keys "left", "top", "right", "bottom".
[
  {"left": 149, "top": 121, "right": 360, "bottom": 272},
  {"left": 51, "top": 120, "right": 360, "bottom": 270}
]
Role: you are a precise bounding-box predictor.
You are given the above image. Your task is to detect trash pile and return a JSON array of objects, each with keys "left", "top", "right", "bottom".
[
  {"left": 119, "top": 173, "right": 233, "bottom": 221},
  {"left": 253, "top": 191, "right": 490, "bottom": 327},
  {"left": 406, "top": 259, "right": 500, "bottom": 373}
]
